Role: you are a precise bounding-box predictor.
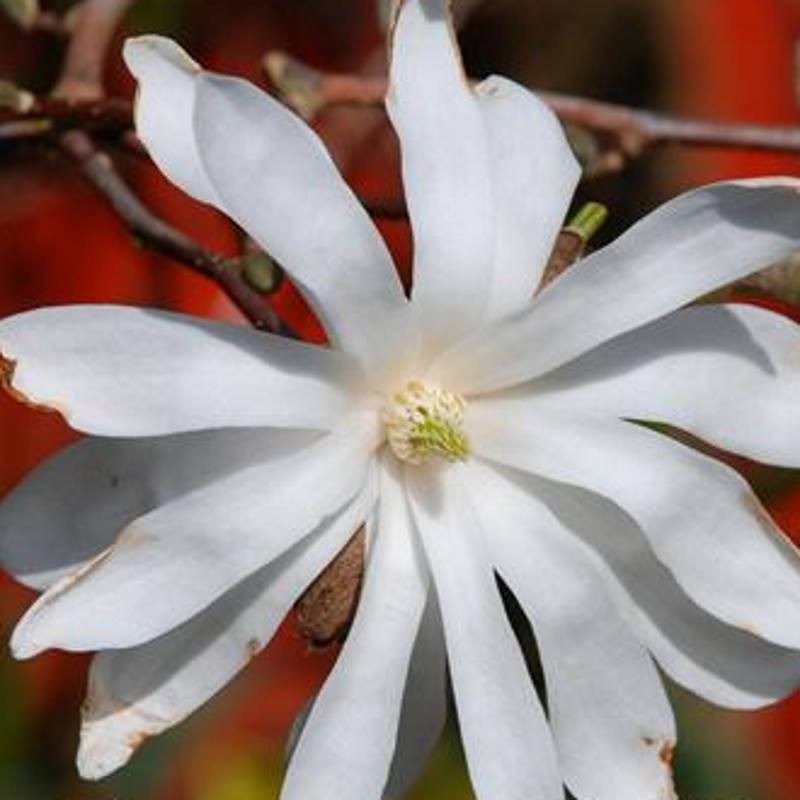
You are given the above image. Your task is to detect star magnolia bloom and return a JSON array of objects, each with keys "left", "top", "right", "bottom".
[{"left": 2, "top": 2, "right": 800, "bottom": 799}]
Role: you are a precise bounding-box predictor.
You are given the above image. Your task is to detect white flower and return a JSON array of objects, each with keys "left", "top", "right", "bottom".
[{"left": 2, "top": 1, "right": 800, "bottom": 798}]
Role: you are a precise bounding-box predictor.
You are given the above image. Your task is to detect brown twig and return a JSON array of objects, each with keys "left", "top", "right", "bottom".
[
  {"left": 265, "top": 52, "right": 800, "bottom": 176},
  {"left": 59, "top": 129, "right": 288, "bottom": 334},
  {"left": 539, "top": 90, "right": 800, "bottom": 161},
  {"left": 51, "top": 0, "right": 135, "bottom": 101},
  {"left": 44, "top": 1, "right": 288, "bottom": 335},
  {"left": 0, "top": 97, "right": 132, "bottom": 140}
]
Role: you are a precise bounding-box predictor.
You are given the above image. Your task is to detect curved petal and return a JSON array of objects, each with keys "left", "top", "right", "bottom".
[
  {"left": 0, "top": 428, "right": 318, "bottom": 591},
  {"left": 282, "top": 458, "right": 428, "bottom": 800},
  {"left": 0, "top": 305, "right": 357, "bottom": 436},
  {"left": 11, "top": 416, "right": 378, "bottom": 657},
  {"left": 436, "top": 178, "right": 800, "bottom": 393},
  {"left": 524, "top": 474, "right": 800, "bottom": 710},
  {"left": 192, "top": 73, "right": 411, "bottom": 372},
  {"left": 384, "top": 591, "right": 447, "bottom": 800},
  {"left": 477, "top": 76, "right": 581, "bottom": 321},
  {"left": 77, "top": 483, "right": 373, "bottom": 780},
  {"left": 387, "top": 0, "right": 495, "bottom": 349},
  {"left": 469, "top": 405, "right": 800, "bottom": 648},
  {"left": 509, "top": 303, "right": 800, "bottom": 467},
  {"left": 406, "top": 462, "right": 563, "bottom": 800},
  {"left": 123, "top": 36, "right": 220, "bottom": 206},
  {"left": 468, "top": 461, "right": 676, "bottom": 800}
]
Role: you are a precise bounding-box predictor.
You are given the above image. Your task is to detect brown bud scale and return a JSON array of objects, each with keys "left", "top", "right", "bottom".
[{"left": 294, "top": 525, "right": 366, "bottom": 647}]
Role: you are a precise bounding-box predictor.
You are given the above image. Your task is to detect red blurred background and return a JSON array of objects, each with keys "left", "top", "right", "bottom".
[{"left": 1, "top": 1, "right": 800, "bottom": 797}]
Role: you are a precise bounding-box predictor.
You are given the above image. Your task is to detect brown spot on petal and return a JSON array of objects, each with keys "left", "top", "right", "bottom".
[
  {"left": 642, "top": 735, "right": 675, "bottom": 765},
  {"left": 642, "top": 736, "right": 678, "bottom": 799},
  {"left": 126, "top": 730, "right": 153, "bottom": 755},
  {"left": 245, "top": 637, "right": 261, "bottom": 662},
  {"left": 295, "top": 524, "right": 365, "bottom": 648},
  {"left": 80, "top": 682, "right": 131, "bottom": 721},
  {"left": 115, "top": 525, "right": 152, "bottom": 549},
  {"left": 0, "top": 351, "right": 67, "bottom": 417},
  {"left": 0, "top": 352, "right": 12, "bottom": 382},
  {"left": 30, "top": 546, "right": 115, "bottom": 621},
  {"left": 659, "top": 742, "right": 678, "bottom": 800}
]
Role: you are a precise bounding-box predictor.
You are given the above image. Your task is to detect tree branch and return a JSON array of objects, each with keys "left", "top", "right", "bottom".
[
  {"left": 59, "top": 129, "right": 289, "bottom": 334},
  {"left": 51, "top": 0, "right": 136, "bottom": 101},
  {"left": 264, "top": 52, "right": 800, "bottom": 176},
  {"left": 0, "top": 97, "right": 132, "bottom": 141},
  {"left": 539, "top": 90, "right": 800, "bottom": 163},
  {"left": 27, "top": 1, "right": 289, "bottom": 335}
]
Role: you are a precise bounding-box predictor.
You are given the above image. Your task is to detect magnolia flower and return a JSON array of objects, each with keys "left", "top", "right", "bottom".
[{"left": 2, "top": 1, "right": 800, "bottom": 799}]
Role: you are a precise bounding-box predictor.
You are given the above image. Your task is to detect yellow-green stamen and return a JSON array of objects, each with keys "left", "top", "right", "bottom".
[{"left": 383, "top": 381, "right": 470, "bottom": 465}]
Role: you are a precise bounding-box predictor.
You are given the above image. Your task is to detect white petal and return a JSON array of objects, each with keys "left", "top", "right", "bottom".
[
  {"left": 468, "top": 461, "right": 676, "bottom": 800},
  {"left": 406, "top": 463, "right": 563, "bottom": 800},
  {"left": 477, "top": 77, "right": 581, "bottom": 321},
  {"left": 125, "top": 35, "right": 412, "bottom": 375},
  {"left": 516, "top": 303, "right": 800, "bottom": 467},
  {"left": 525, "top": 475, "right": 800, "bottom": 710},
  {"left": 123, "top": 36, "right": 220, "bottom": 206},
  {"left": 0, "top": 429, "right": 318, "bottom": 591},
  {"left": 192, "top": 73, "right": 411, "bottom": 372},
  {"left": 469, "top": 405, "right": 800, "bottom": 648},
  {"left": 436, "top": 178, "right": 800, "bottom": 393},
  {"left": 11, "top": 418, "right": 378, "bottom": 656},
  {"left": 0, "top": 305, "right": 357, "bottom": 436},
  {"left": 387, "top": 0, "right": 495, "bottom": 349},
  {"left": 77, "top": 485, "right": 372, "bottom": 780},
  {"left": 282, "top": 458, "right": 428, "bottom": 800},
  {"left": 384, "top": 592, "right": 447, "bottom": 800}
]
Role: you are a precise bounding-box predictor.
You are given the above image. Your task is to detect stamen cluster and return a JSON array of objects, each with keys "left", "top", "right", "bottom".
[{"left": 382, "top": 380, "right": 470, "bottom": 465}]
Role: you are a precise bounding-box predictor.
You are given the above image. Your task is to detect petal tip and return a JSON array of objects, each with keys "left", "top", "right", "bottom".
[
  {"left": 10, "top": 624, "right": 44, "bottom": 660},
  {"left": 122, "top": 35, "right": 199, "bottom": 79},
  {"left": 78, "top": 704, "right": 163, "bottom": 780},
  {"left": 0, "top": 350, "right": 67, "bottom": 419},
  {"left": 77, "top": 729, "right": 131, "bottom": 781}
]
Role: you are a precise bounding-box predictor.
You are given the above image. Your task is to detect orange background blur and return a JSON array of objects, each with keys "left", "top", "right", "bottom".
[{"left": 1, "top": 1, "right": 800, "bottom": 798}]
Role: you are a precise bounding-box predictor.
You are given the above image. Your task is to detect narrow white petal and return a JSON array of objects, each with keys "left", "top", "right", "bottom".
[
  {"left": 477, "top": 77, "right": 581, "bottom": 321},
  {"left": 282, "top": 458, "right": 428, "bottom": 800},
  {"left": 123, "top": 36, "right": 220, "bottom": 206},
  {"left": 525, "top": 475, "right": 800, "bottom": 710},
  {"left": 407, "top": 463, "right": 563, "bottom": 800},
  {"left": 11, "top": 419, "right": 378, "bottom": 656},
  {"left": 513, "top": 303, "right": 800, "bottom": 467},
  {"left": 0, "top": 305, "right": 357, "bottom": 436},
  {"left": 0, "top": 429, "right": 317, "bottom": 590},
  {"left": 470, "top": 406, "right": 800, "bottom": 648},
  {"left": 387, "top": 0, "right": 495, "bottom": 349},
  {"left": 384, "top": 592, "right": 447, "bottom": 800},
  {"left": 77, "top": 486, "right": 372, "bottom": 780},
  {"left": 126, "top": 34, "right": 413, "bottom": 374},
  {"left": 468, "top": 461, "right": 676, "bottom": 800},
  {"left": 437, "top": 179, "right": 800, "bottom": 393},
  {"left": 193, "top": 73, "right": 411, "bottom": 371}
]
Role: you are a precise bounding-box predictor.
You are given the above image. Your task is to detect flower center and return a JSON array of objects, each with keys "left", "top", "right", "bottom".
[{"left": 382, "top": 380, "right": 470, "bottom": 465}]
